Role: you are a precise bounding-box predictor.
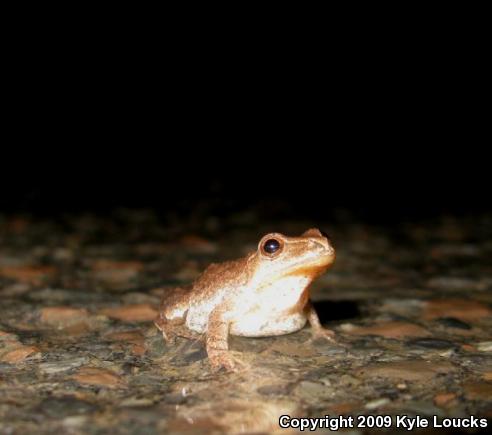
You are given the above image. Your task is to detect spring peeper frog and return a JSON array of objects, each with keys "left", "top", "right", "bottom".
[{"left": 155, "top": 228, "right": 336, "bottom": 371}]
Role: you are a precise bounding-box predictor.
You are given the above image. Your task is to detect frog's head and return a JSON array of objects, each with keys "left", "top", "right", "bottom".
[{"left": 249, "top": 228, "right": 335, "bottom": 283}]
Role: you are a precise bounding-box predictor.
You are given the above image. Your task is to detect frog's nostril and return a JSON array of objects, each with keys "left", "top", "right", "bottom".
[{"left": 312, "top": 237, "right": 332, "bottom": 253}]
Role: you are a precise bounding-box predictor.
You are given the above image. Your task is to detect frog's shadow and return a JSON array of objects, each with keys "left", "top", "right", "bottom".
[{"left": 313, "top": 300, "right": 360, "bottom": 324}]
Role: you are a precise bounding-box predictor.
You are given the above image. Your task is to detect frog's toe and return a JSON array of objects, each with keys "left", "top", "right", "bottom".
[
  {"left": 312, "top": 327, "right": 336, "bottom": 342},
  {"left": 154, "top": 319, "right": 177, "bottom": 344},
  {"left": 209, "top": 350, "right": 245, "bottom": 372},
  {"left": 162, "top": 331, "right": 177, "bottom": 344}
]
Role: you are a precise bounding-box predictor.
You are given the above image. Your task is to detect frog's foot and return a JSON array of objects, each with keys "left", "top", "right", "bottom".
[
  {"left": 208, "top": 349, "right": 246, "bottom": 373},
  {"left": 311, "top": 326, "right": 336, "bottom": 343},
  {"left": 154, "top": 317, "right": 179, "bottom": 345},
  {"left": 176, "top": 327, "right": 203, "bottom": 342}
]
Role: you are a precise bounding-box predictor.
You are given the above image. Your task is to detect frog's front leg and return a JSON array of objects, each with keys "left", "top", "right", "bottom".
[
  {"left": 305, "top": 301, "right": 336, "bottom": 341},
  {"left": 206, "top": 306, "right": 243, "bottom": 371}
]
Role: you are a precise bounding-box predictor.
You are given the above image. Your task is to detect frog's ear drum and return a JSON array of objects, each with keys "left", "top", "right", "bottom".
[{"left": 302, "top": 228, "right": 323, "bottom": 238}]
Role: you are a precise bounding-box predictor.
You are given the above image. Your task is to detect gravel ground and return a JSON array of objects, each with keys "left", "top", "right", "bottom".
[{"left": 0, "top": 210, "right": 491, "bottom": 434}]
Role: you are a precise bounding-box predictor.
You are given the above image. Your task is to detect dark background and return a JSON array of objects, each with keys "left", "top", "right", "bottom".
[
  {"left": 2, "top": 137, "right": 488, "bottom": 224},
  {"left": 3, "top": 22, "right": 489, "bottom": 225},
  {"left": 2, "top": 68, "right": 488, "bottom": 224}
]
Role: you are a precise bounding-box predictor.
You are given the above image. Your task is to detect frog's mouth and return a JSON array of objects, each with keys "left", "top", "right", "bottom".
[{"left": 280, "top": 252, "right": 335, "bottom": 279}]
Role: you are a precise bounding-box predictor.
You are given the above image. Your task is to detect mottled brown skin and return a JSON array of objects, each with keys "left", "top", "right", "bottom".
[{"left": 155, "top": 228, "right": 336, "bottom": 371}]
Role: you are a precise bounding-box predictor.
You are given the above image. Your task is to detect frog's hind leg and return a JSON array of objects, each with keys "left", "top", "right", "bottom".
[{"left": 155, "top": 286, "right": 191, "bottom": 344}]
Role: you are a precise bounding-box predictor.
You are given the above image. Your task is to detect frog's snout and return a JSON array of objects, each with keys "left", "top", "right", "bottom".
[{"left": 310, "top": 237, "right": 335, "bottom": 257}]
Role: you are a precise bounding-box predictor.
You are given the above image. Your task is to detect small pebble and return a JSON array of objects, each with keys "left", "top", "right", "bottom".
[
  {"left": 406, "top": 338, "right": 457, "bottom": 350},
  {"left": 39, "top": 357, "right": 89, "bottom": 374},
  {"left": 477, "top": 342, "right": 492, "bottom": 352},
  {"left": 365, "top": 398, "right": 390, "bottom": 410},
  {"left": 257, "top": 384, "right": 291, "bottom": 396},
  {"left": 435, "top": 317, "right": 471, "bottom": 330}
]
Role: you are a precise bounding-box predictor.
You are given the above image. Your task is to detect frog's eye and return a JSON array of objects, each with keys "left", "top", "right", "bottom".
[
  {"left": 262, "top": 238, "right": 282, "bottom": 256},
  {"left": 320, "top": 230, "right": 331, "bottom": 240}
]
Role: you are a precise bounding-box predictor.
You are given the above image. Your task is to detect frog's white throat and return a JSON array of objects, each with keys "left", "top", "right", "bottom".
[
  {"left": 251, "top": 274, "right": 312, "bottom": 313},
  {"left": 228, "top": 274, "right": 312, "bottom": 337}
]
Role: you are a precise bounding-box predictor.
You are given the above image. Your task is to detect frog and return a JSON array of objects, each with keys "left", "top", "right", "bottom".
[{"left": 155, "top": 228, "right": 336, "bottom": 371}]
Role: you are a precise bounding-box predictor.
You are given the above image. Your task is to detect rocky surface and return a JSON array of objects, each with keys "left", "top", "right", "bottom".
[{"left": 0, "top": 211, "right": 491, "bottom": 434}]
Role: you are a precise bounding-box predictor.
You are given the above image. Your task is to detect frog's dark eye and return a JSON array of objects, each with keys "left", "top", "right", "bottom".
[
  {"left": 263, "top": 238, "right": 281, "bottom": 255},
  {"left": 320, "top": 230, "right": 330, "bottom": 240}
]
